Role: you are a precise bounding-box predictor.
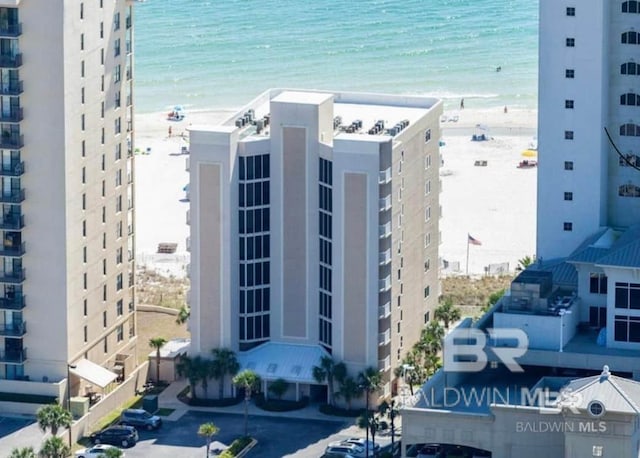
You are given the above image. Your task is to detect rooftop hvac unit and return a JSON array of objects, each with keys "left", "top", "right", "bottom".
[{"left": 235, "top": 118, "right": 243, "bottom": 128}]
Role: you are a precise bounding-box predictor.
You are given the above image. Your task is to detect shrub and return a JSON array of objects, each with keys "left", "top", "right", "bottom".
[
  {"left": 219, "top": 436, "right": 252, "bottom": 458},
  {"left": 319, "top": 403, "right": 364, "bottom": 417},
  {"left": 254, "top": 394, "right": 309, "bottom": 412}
]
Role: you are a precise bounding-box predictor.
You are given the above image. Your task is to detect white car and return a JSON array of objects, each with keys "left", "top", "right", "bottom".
[{"left": 75, "top": 444, "right": 125, "bottom": 458}]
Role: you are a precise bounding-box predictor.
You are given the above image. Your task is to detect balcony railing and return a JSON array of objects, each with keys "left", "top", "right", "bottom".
[
  {"left": 378, "top": 168, "right": 391, "bottom": 184},
  {"left": 0, "top": 160, "right": 23, "bottom": 177},
  {"left": 379, "top": 249, "right": 391, "bottom": 265},
  {"left": 0, "top": 108, "right": 23, "bottom": 123},
  {"left": 0, "top": 294, "right": 24, "bottom": 310},
  {"left": 379, "top": 222, "right": 391, "bottom": 238},
  {"left": 0, "top": 134, "right": 23, "bottom": 149},
  {"left": 0, "top": 23, "right": 21, "bottom": 37},
  {"left": 378, "top": 275, "right": 391, "bottom": 292},
  {"left": 0, "top": 189, "right": 24, "bottom": 204},
  {"left": 126, "top": 16, "right": 132, "bottom": 29},
  {"left": 0, "top": 81, "right": 23, "bottom": 96},
  {"left": 186, "top": 237, "right": 191, "bottom": 252},
  {"left": 0, "top": 242, "right": 24, "bottom": 257},
  {"left": 0, "top": 268, "right": 25, "bottom": 283},
  {"left": 0, "top": 348, "right": 26, "bottom": 364},
  {"left": 378, "top": 301, "right": 391, "bottom": 319},
  {"left": 379, "top": 195, "right": 391, "bottom": 211},
  {"left": 378, "top": 329, "right": 391, "bottom": 346},
  {"left": 0, "top": 215, "right": 23, "bottom": 230},
  {"left": 0, "top": 321, "right": 25, "bottom": 337},
  {"left": 378, "top": 355, "right": 391, "bottom": 372},
  {"left": 185, "top": 157, "right": 190, "bottom": 172},
  {"left": 186, "top": 210, "right": 190, "bottom": 225},
  {"left": 0, "top": 53, "right": 22, "bottom": 68}
]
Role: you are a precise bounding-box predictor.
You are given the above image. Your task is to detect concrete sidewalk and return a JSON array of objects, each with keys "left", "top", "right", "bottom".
[{"left": 157, "top": 379, "right": 353, "bottom": 423}]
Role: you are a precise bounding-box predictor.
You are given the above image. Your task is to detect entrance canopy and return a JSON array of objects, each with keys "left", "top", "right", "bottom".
[{"left": 70, "top": 358, "right": 118, "bottom": 388}]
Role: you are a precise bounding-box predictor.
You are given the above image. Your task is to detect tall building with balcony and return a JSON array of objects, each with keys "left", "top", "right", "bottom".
[
  {"left": 188, "top": 89, "right": 441, "bottom": 399},
  {"left": 537, "top": 0, "right": 640, "bottom": 259},
  {"left": 0, "top": 1, "right": 139, "bottom": 408}
]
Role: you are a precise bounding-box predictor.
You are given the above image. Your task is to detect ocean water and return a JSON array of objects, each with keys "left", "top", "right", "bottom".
[{"left": 133, "top": 0, "right": 539, "bottom": 114}]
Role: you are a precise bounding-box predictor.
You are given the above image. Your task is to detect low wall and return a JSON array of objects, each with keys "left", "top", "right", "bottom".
[{"left": 0, "top": 378, "right": 65, "bottom": 400}]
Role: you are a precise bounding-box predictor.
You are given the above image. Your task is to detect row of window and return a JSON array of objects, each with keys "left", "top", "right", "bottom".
[
  {"left": 319, "top": 318, "right": 332, "bottom": 348},
  {"left": 319, "top": 211, "right": 332, "bottom": 238},
  {"left": 239, "top": 234, "right": 270, "bottom": 261},
  {"left": 239, "top": 154, "right": 270, "bottom": 181},
  {"left": 238, "top": 182, "right": 270, "bottom": 207},
  {"left": 319, "top": 238, "right": 332, "bottom": 265},
  {"left": 567, "top": 2, "right": 640, "bottom": 15},
  {"left": 239, "top": 287, "right": 270, "bottom": 314},
  {"left": 319, "top": 291, "right": 332, "bottom": 319},
  {"left": 319, "top": 265, "right": 332, "bottom": 292},
  {"left": 239, "top": 261, "right": 270, "bottom": 287},
  {"left": 565, "top": 184, "right": 640, "bottom": 200},
  {"left": 615, "top": 282, "right": 640, "bottom": 309},
  {"left": 319, "top": 158, "right": 332, "bottom": 185},
  {"left": 318, "top": 159, "right": 333, "bottom": 350},
  {"left": 238, "top": 208, "right": 270, "bottom": 234},
  {"left": 319, "top": 184, "right": 332, "bottom": 212},
  {"left": 562, "top": 124, "right": 640, "bottom": 139},
  {"left": 239, "top": 314, "right": 269, "bottom": 341}
]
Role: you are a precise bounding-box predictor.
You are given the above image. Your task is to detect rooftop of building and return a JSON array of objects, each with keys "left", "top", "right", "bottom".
[{"left": 191, "top": 88, "right": 441, "bottom": 142}]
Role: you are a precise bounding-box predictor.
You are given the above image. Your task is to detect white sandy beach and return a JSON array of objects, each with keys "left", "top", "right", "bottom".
[{"left": 133, "top": 106, "right": 537, "bottom": 278}]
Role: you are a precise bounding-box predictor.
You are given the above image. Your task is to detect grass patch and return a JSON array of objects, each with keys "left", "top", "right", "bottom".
[
  {"left": 219, "top": 436, "right": 252, "bottom": 458},
  {"left": 137, "top": 267, "right": 189, "bottom": 310},
  {"left": 254, "top": 394, "right": 309, "bottom": 412},
  {"left": 441, "top": 275, "right": 513, "bottom": 307},
  {"left": 89, "top": 395, "right": 143, "bottom": 433},
  {"left": 156, "top": 407, "right": 175, "bottom": 416}
]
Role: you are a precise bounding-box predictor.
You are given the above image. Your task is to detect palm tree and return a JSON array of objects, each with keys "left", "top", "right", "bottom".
[
  {"left": 176, "top": 355, "right": 202, "bottom": 400},
  {"left": 379, "top": 400, "right": 400, "bottom": 452},
  {"left": 198, "top": 422, "right": 219, "bottom": 457},
  {"left": 175, "top": 305, "right": 190, "bottom": 325},
  {"left": 149, "top": 336, "right": 168, "bottom": 383},
  {"left": 312, "top": 356, "right": 346, "bottom": 406},
  {"left": 233, "top": 369, "right": 261, "bottom": 436},
  {"left": 434, "top": 298, "right": 461, "bottom": 329},
  {"left": 39, "top": 436, "right": 70, "bottom": 458},
  {"left": 336, "top": 376, "right": 361, "bottom": 410},
  {"left": 103, "top": 448, "right": 124, "bottom": 458},
  {"left": 195, "top": 356, "right": 214, "bottom": 399},
  {"left": 36, "top": 404, "right": 72, "bottom": 436},
  {"left": 9, "top": 447, "right": 36, "bottom": 458},
  {"left": 268, "top": 378, "right": 289, "bottom": 400},
  {"left": 517, "top": 255, "right": 534, "bottom": 271},
  {"left": 211, "top": 348, "right": 240, "bottom": 399}
]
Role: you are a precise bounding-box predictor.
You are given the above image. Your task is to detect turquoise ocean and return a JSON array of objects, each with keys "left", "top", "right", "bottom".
[{"left": 133, "top": 0, "right": 539, "bottom": 114}]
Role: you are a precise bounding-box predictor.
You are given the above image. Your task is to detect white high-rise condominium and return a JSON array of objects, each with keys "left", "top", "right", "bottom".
[
  {"left": 0, "top": 1, "right": 139, "bottom": 407},
  {"left": 537, "top": 0, "right": 640, "bottom": 259},
  {"left": 188, "top": 89, "right": 441, "bottom": 399}
]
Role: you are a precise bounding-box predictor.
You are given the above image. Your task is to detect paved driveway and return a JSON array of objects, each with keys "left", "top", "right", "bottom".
[
  {"left": 124, "top": 410, "right": 355, "bottom": 458},
  {"left": 0, "top": 416, "right": 43, "bottom": 456}
]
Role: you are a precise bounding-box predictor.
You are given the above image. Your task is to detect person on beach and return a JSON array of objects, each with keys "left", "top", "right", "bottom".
[
  {"left": 460, "top": 98, "right": 465, "bottom": 109},
  {"left": 168, "top": 126, "right": 172, "bottom": 137},
  {"left": 504, "top": 106, "right": 508, "bottom": 114}
]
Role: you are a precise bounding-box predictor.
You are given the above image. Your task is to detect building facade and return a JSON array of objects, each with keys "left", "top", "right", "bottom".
[
  {"left": 537, "top": 0, "right": 640, "bottom": 259},
  {"left": 188, "top": 89, "right": 441, "bottom": 397},
  {"left": 0, "top": 0, "right": 138, "bottom": 403}
]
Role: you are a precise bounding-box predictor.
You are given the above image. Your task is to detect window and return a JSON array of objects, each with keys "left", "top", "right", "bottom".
[
  {"left": 101, "top": 101, "right": 104, "bottom": 119},
  {"left": 425, "top": 180, "right": 431, "bottom": 195},
  {"left": 563, "top": 222, "right": 573, "bottom": 231},
  {"left": 80, "top": 33, "right": 84, "bottom": 51},
  {"left": 102, "top": 180, "right": 106, "bottom": 197},
  {"left": 425, "top": 154, "right": 431, "bottom": 169},
  {"left": 564, "top": 130, "right": 574, "bottom": 140},
  {"left": 114, "top": 12, "right": 120, "bottom": 30},
  {"left": 101, "top": 74, "right": 105, "bottom": 91},
  {"left": 102, "top": 206, "right": 106, "bottom": 223},
  {"left": 82, "top": 193, "right": 86, "bottom": 210},
  {"left": 116, "top": 273, "right": 123, "bottom": 291},
  {"left": 425, "top": 129, "right": 431, "bottom": 142},
  {"left": 81, "top": 60, "right": 85, "bottom": 78},
  {"left": 622, "top": 31, "right": 640, "bottom": 44},
  {"left": 115, "top": 117, "right": 121, "bottom": 134},
  {"left": 620, "top": 93, "right": 640, "bottom": 106},
  {"left": 424, "top": 286, "right": 430, "bottom": 298},
  {"left": 80, "top": 2, "right": 84, "bottom": 19},
  {"left": 82, "top": 140, "right": 86, "bottom": 157},
  {"left": 101, "top": 154, "right": 105, "bottom": 170},
  {"left": 114, "top": 38, "right": 121, "bottom": 57},
  {"left": 564, "top": 161, "right": 574, "bottom": 170},
  {"left": 115, "top": 143, "right": 122, "bottom": 160},
  {"left": 619, "top": 183, "right": 640, "bottom": 197},
  {"left": 115, "top": 90, "right": 121, "bottom": 108},
  {"left": 116, "top": 195, "right": 122, "bottom": 213},
  {"left": 589, "top": 273, "right": 608, "bottom": 294},
  {"left": 565, "top": 99, "right": 574, "bottom": 109},
  {"left": 424, "top": 259, "right": 430, "bottom": 271},
  {"left": 82, "top": 220, "right": 86, "bottom": 237},
  {"left": 589, "top": 306, "right": 607, "bottom": 328},
  {"left": 103, "top": 284, "right": 107, "bottom": 301},
  {"left": 566, "top": 6, "right": 575, "bottom": 16},
  {"left": 564, "top": 191, "right": 573, "bottom": 201},
  {"left": 114, "top": 65, "right": 121, "bottom": 83},
  {"left": 83, "top": 273, "right": 87, "bottom": 290},
  {"left": 81, "top": 114, "right": 85, "bottom": 131},
  {"left": 566, "top": 37, "right": 575, "bottom": 47},
  {"left": 102, "top": 258, "right": 106, "bottom": 275},
  {"left": 620, "top": 123, "right": 640, "bottom": 136},
  {"left": 81, "top": 167, "right": 86, "bottom": 184},
  {"left": 117, "top": 299, "right": 124, "bottom": 316},
  {"left": 100, "top": 22, "right": 104, "bottom": 39},
  {"left": 103, "top": 337, "right": 108, "bottom": 353},
  {"left": 103, "top": 232, "right": 106, "bottom": 249},
  {"left": 623, "top": 1, "right": 640, "bottom": 12},
  {"left": 425, "top": 233, "right": 431, "bottom": 247},
  {"left": 565, "top": 69, "right": 574, "bottom": 78},
  {"left": 425, "top": 206, "right": 431, "bottom": 221},
  {"left": 621, "top": 62, "right": 640, "bottom": 75},
  {"left": 615, "top": 282, "right": 640, "bottom": 309},
  {"left": 116, "top": 324, "right": 124, "bottom": 342},
  {"left": 84, "top": 326, "right": 88, "bottom": 343},
  {"left": 614, "top": 314, "right": 640, "bottom": 342},
  {"left": 81, "top": 87, "right": 85, "bottom": 104},
  {"left": 83, "top": 299, "right": 87, "bottom": 316}
]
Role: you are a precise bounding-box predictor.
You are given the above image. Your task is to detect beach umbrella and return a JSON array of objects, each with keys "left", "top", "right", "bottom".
[{"left": 522, "top": 149, "right": 537, "bottom": 158}]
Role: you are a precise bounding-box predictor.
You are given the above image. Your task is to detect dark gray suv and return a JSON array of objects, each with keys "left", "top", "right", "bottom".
[{"left": 120, "top": 408, "right": 162, "bottom": 430}]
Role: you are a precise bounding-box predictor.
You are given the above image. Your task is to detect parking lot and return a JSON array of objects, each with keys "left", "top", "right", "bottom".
[
  {"left": 0, "top": 416, "right": 43, "bottom": 456},
  {"left": 120, "top": 410, "right": 357, "bottom": 458}
]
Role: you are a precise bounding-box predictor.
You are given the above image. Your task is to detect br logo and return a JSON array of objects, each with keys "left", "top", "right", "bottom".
[{"left": 443, "top": 328, "right": 529, "bottom": 373}]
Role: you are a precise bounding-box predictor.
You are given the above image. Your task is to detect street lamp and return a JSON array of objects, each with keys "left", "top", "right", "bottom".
[
  {"left": 558, "top": 309, "right": 572, "bottom": 353},
  {"left": 67, "top": 364, "right": 77, "bottom": 447}
]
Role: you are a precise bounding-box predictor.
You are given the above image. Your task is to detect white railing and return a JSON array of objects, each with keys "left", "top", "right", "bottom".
[
  {"left": 379, "top": 222, "right": 391, "bottom": 238},
  {"left": 378, "top": 329, "right": 391, "bottom": 346},
  {"left": 378, "top": 302, "right": 391, "bottom": 319},
  {"left": 379, "top": 249, "right": 391, "bottom": 265},
  {"left": 378, "top": 276, "right": 391, "bottom": 292},
  {"left": 379, "top": 195, "right": 391, "bottom": 211},
  {"left": 378, "top": 168, "right": 391, "bottom": 184},
  {"left": 378, "top": 356, "right": 391, "bottom": 372}
]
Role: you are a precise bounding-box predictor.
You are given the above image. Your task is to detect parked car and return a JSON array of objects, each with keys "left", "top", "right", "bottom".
[
  {"left": 342, "top": 438, "right": 380, "bottom": 454},
  {"left": 325, "top": 443, "right": 366, "bottom": 458},
  {"left": 328, "top": 439, "right": 377, "bottom": 457},
  {"left": 90, "top": 425, "right": 138, "bottom": 447},
  {"left": 120, "top": 408, "right": 162, "bottom": 430},
  {"left": 75, "top": 444, "right": 124, "bottom": 458}
]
